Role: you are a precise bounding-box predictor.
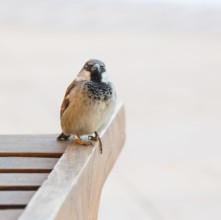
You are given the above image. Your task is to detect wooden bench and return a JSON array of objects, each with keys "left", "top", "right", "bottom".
[{"left": 0, "top": 103, "right": 125, "bottom": 220}]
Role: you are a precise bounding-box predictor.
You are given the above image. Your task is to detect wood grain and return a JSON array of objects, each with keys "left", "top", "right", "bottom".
[
  {"left": 19, "top": 103, "right": 125, "bottom": 220},
  {"left": 0, "top": 135, "right": 70, "bottom": 157},
  {"left": 0, "top": 209, "right": 23, "bottom": 220},
  {"left": 0, "top": 174, "right": 48, "bottom": 190},
  {"left": 0, "top": 157, "right": 58, "bottom": 173}
]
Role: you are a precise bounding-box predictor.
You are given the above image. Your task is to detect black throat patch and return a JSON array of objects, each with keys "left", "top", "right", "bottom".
[
  {"left": 86, "top": 81, "right": 113, "bottom": 101},
  {"left": 90, "top": 72, "right": 102, "bottom": 83}
]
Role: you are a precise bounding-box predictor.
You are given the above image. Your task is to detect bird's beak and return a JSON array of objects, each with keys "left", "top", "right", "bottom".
[{"left": 91, "top": 64, "right": 101, "bottom": 73}]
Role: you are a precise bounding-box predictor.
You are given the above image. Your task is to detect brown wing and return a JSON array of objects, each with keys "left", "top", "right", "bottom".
[{"left": 60, "top": 81, "right": 76, "bottom": 118}]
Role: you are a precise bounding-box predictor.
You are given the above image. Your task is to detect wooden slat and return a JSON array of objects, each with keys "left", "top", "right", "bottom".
[
  {"left": 0, "top": 191, "right": 35, "bottom": 208},
  {"left": 0, "top": 174, "right": 48, "bottom": 190},
  {"left": 0, "top": 209, "right": 23, "bottom": 220},
  {"left": 20, "top": 103, "right": 125, "bottom": 220},
  {"left": 0, "top": 135, "right": 70, "bottom": 157},
  {"left": 0, "top": 157, "right": 59, "bottom": 173}
]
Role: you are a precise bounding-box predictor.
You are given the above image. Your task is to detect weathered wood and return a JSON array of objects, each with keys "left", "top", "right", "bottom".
[
  {"left": 0, "top": 191, "right": 35, "bottom": 207},
  {"left": 0, "top": 174, "right": 48, "bottom": 190},
  {"left": 0, "top": 157, "right": 58, "bottom": 173},
  {"left": 0, "top": 135, "right": 70, "bottom": 157},
  {"left": 19, "top": 103, "right": 125, "bottom": 220}
]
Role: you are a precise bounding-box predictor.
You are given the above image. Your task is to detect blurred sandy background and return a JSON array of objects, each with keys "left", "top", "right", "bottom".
[{"left": 0, "top": 0, "right": 221, "bottom": 219}]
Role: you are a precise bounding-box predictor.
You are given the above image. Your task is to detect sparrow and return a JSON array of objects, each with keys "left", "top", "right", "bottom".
[{"left": 57, "top": 59, "right": 116, "bottom": 153}]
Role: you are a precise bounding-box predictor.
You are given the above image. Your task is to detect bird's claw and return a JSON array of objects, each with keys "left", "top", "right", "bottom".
[
  {"left": 74, "top": 139, "right": 93, "bottom": 146},
  {"left": 88, "top": 135, "right": 99, "bottom": 141},
  {"left": 88, "top": 132, "right": 103, "bottom": 154}
]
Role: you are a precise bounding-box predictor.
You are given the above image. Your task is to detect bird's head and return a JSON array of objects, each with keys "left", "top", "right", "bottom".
[{"left": 77, "top": 59, "right": 109, "bottom": 83}]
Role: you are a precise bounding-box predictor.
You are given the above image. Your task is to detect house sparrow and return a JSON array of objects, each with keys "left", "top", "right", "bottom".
[{"left": 57, "top": 59, "right": 116, "bottom": 153}]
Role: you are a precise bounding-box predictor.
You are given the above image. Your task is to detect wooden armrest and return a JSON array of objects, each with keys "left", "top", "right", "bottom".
[{"left": 0, "top": 102, "right": 125, "bottom": 220}]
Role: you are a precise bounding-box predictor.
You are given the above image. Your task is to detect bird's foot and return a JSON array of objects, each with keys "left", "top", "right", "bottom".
[
  {"left": 74, "top": 138, "right": 93, "bottom": 146},
  {"left": 88, "top": 135, "right": 99, "bottom": 141},
  {"left": 88, "top": 131, "right": 103, "bottom": 154},
  {"left": 57, "top": 133, "right": 70, "bottom": 141}
]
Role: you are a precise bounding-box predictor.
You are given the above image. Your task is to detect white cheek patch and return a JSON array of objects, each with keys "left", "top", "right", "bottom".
[
  {"left": 101, "top": 71, "right": 109, "bottom": 83},
  {"left": 76, "top": 69, "right": 91, "bottom": 81}
]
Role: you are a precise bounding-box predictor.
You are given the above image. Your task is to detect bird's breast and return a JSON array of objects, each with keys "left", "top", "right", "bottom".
[{"left": 61, "top": 81, "right": 116, "bottom": 136}]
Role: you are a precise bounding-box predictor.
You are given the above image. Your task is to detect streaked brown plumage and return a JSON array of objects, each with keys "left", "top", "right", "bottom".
[{"left": 57, "top": 59, "right": 116, "bottom": 153}]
